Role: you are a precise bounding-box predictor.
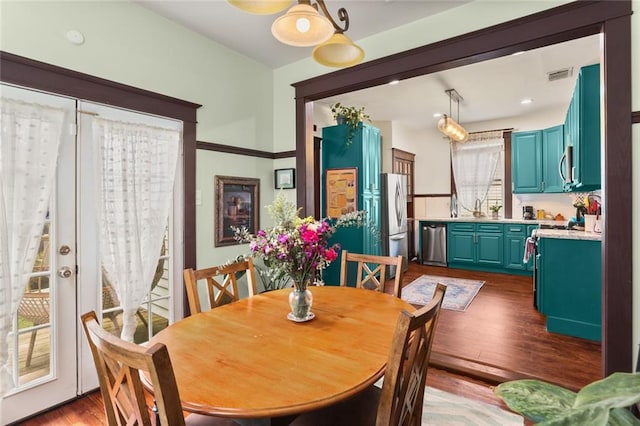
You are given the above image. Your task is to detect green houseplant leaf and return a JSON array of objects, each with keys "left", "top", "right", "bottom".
[
  {"left": 329, "top": 102, "right": 370, "bottom": 147},
  {"left": 574, "top": 373, "right": 640, "bottom": 410},
  {"left": 495, "top": 380, "right": 576, "bottom": 423},
  {"left": 495, "top": 373, "right": 640, "bottom": 425}
]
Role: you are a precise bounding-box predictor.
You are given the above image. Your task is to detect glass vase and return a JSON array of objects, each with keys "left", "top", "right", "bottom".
[{"left": 288, "top": 284, "right": 313, "bottom": 321}]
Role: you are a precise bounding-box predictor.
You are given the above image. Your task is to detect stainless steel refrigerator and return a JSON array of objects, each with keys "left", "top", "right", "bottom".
[{"left": 381, "top": 173, "right": 409, "bottom": 278}]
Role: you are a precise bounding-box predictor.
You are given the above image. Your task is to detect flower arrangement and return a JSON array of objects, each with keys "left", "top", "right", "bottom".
[{"left": 234, "top": 192, "right": 370, "bottom": 291}]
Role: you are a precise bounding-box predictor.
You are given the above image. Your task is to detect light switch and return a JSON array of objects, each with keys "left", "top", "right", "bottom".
[{"left": 195, "top": 190, "right": 202, "bottom": 205}]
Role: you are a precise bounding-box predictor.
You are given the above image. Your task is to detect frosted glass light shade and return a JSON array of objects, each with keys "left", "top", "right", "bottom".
[
  {"left": 271, "top": 4, "right": 334, "bottom": 47},
  {"left": 228, "top": 0, "right": 292, "bottom": 15},
  {"left": 437, "top": 114, "right": 469, "bottom": 142},
  {"left": 312, "top": 33, "right": 364, "bottom": 67}
]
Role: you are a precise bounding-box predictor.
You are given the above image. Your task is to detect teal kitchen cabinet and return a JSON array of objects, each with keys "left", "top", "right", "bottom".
[
  {"left": 512, "top": 125, "right": 564, "bottom": 194},
  {"left": 448, "top": 222, "right": 503, "bottom": 268},
  {"left": 504, "top": 224, "right": 527, "bottom": 270},
  {"left": 541, "top": 125, "right": 564, "bottom": 193},
  {"left": 512, "top": 131, "right": 542, "bottom": 193},
  {"left": 563, "top": 63, "right": 601, "bottom": 192},
  {"left": 537, "top": 236, "right": 601, "bottom": 341},
  {"left": 321, "top": 122, "right": 381, "bottom": 286}
]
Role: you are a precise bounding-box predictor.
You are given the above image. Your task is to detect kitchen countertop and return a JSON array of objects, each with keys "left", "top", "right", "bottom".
[
  {"left": 417, "top": 217, "right": 542, "bottom": 225},
  {"left": 535, "top": 228, "right": 602, "bottom": 241}
]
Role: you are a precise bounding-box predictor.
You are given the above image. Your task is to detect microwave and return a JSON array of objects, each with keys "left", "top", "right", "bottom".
[{"left": 560, "top": 145, "right": 574, "bottom": 187}]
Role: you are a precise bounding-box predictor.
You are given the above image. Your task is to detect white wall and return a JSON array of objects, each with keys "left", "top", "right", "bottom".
[{"left": 0, "top": 1, "right": 276, "bottom": 269}]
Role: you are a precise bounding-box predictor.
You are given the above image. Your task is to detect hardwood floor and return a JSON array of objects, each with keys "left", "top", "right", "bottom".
[
  {"left": 397, "top": 262, "right": 602, "bottom": 391},
  {"left": 18, "top": 262, "right": 600, "bottom": 425}
]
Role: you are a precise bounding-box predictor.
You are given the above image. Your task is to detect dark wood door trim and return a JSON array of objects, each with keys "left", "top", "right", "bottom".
[
  {"left": 632, "top": 111, "right": 640, "bottom": 124},
  {"left": 293, "top": 1, "right": 633, "bottom": 376},
  {"left": 0, "top": 51, "right": 202, "bottom": 313}
]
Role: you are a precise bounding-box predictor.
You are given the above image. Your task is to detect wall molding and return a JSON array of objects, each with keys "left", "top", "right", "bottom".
[
  {"left": 633, "top": 111, "right": 640, "bottom": 124},
  {"left": 196, "top": 140, "right": 295, "bottom": 159}
]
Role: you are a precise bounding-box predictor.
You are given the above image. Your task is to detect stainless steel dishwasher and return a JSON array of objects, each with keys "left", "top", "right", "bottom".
[{"left": 421, "top": 223, "right": 447, "bottom": 267}]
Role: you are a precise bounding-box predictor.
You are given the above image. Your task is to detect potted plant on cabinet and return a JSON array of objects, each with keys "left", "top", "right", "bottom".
[{"left": 330, "top": 102, "right": 371, "bottom": 147}]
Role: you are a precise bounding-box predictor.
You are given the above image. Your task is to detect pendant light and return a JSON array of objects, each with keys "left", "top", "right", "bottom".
[
  {"left": 437, "top": 89, "right": 469, "bottom": 142},
  {"left": 312, "top": 32, "right": 364, "bottom": 67},
  {"left": 271, "top": 2, "right": 334, "bottom": 47},
  {"left": 228, "top": 0, "right": 292, "bottom": 15},
  {"left": 230, "top": 0, "right": 364, "bottom": 67}
]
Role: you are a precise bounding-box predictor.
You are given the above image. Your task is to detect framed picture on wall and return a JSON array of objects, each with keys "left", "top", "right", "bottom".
[
  {"left": 214, "top": 175, "right": 260, "bottom": 247},
  {"left": 274, "top": 168, "right": 295, "bottom": 189},
  {"left": 325, "top": 167, "right": 357, "bottom": 218}
]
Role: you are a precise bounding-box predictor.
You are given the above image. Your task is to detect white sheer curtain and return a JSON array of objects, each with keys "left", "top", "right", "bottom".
[
  {"left": 0, "top": 99, "right": 65, "bottom": 394},
  {"left": 94, "top": 118, "right": 180, "bottom": 341},
  {"left": 451, "top": 130, "right": 504, "bottom": 213}
]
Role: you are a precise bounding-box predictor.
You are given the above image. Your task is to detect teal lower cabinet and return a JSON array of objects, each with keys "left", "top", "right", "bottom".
[
  {"left": 537, "top": 237, "right": 601, "bottom": 341},
  {"left": 504, "top": 224, "right": 527, "bottom": 270},
  {"left": 447, "top": 222, "right": 506, "bottom": 273}
]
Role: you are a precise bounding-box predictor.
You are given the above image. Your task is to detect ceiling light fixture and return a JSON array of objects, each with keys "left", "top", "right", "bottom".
[
  {"left": 437, "top": 89, "right": 469, "bottom": 143},
  {"left": 230, "top": 0, "right": 364, "bottom": 68},
  {"left": 521, "top": 98, "right": 533, "bottom": 105}
]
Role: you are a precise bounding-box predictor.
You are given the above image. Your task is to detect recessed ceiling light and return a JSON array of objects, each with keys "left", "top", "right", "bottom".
[
  {"left": 433, "top": 113, "right": 442, "bottom": 118},
  {"left": 512, "top": 51, "right": 525, "bottom": 56},
  {"left": 521, "top": 98, "right": 533, "bottom": 105},
  {"left": 388, "top": 80, "right": 400, "bottom": 85}
]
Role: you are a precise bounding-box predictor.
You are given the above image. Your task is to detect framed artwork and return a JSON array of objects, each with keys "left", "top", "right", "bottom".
[
  {"left": 214, "top": 175, "right": 260, "bottom": 247},
  {"left": 325, "top": 167, "right": 357, "bottom": 218},
  {"left": 274, "top": 168, "right": 295, "bottom": 189}
]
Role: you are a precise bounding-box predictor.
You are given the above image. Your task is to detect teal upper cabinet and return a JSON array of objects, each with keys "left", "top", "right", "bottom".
[
  {"left": 321, "top": 122, "right": 381, "bottom": 285},
  {"left": 512, "top": 131, "right": 542, "bottom": 193},
  {"left": 512, "top": 125, "right": 564, "bottom": 194},
  {"left": 564, "top": 63, "right": 601, "bottom": 192},
  {"left": 541, "top": 125, "right": 564, "bottom": 193}
]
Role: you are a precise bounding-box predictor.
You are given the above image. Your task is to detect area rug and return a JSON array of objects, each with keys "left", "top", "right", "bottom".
[
  {"left": 374, "top": 380, "right": 523, "bottom": 425},
  {"left": 401, "top": 275, "right": 485, "bottom": 311}
]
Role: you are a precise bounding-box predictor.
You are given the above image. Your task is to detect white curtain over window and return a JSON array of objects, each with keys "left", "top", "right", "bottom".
[
  {"left": 451, "top": 131, "right": 504, "bottom": 213},
  {"left": 0, "top": 99, "right": 65, "bottom": 394},
  {"left": 94, "top": 118, "right": 180, "bottom": 342}
]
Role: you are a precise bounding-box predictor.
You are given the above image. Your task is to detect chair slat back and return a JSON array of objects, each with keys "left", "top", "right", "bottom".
[
  {"left": 184, "top": 258, "right": 257, "bottom": 314},
  {"left": 376, "top": 283, "right": 447, "bottom": 426},
  {"left": 81, "top": 311, "right": 186, "bottom": 426},
  {"left": 339, "top": 250, "right": 405, "bottom": 298}
]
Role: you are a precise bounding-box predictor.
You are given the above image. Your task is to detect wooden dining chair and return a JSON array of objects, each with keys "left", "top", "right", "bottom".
[
  {"left": 81, "top": 311, "right": 236, "bottom": 426},
  {"left": 291, "top": 283, "right": 447, "bottom": 426},
  {"left": 183, "top": 258, "right": 257, "bottom": 314},
  {"left": 339, "top": 250, "right": 405, "bottom": 298}
]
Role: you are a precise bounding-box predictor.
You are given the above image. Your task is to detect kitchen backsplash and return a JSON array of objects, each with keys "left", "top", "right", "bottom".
[{"left": 415, "top": 192, "right": 602, "bottom": 222}]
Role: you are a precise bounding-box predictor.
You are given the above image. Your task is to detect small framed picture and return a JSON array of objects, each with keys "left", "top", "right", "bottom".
[{"left": 274, "top": 168, "right": 295, "bottom": 189}]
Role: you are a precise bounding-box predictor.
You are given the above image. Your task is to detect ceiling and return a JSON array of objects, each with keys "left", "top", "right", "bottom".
[
  {"left": 134, "top": 1, "right": 601, "bottom": 129},
  {"left": 317, "top": 34, "right": 601, "bottom": 129},
  {"left": 134, "top": 0, "right": 470, "bottom": 68}
]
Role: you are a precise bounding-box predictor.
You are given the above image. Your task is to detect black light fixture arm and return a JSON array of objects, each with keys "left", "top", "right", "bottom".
[{"left": 313, "top": 0, "right": 350, "bottom": 34}]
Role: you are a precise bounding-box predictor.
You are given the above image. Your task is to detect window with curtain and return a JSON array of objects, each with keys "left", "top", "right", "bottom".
[{"left": 451, "top": 130, "right": 504, "bottom": 217}]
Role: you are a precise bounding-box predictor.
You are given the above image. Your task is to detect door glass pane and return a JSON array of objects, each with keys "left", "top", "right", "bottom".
[
  {"left": 16, "top": 222, "right": 52, "bottom": 385},
  {"left": 101, "top": 226, "right": 171, "bottom": 343}
]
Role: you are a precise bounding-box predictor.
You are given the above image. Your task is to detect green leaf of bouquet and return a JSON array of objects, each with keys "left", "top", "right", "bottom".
[
  {"left": 574, "top": 373, "right": 640, "bottom": 410},
  {"left": 494, "top": 380, "right": 576, "bottom": 423}
]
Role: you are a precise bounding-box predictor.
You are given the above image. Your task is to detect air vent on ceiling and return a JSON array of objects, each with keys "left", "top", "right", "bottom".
[{"left": 547, "top": 67, "right": 573, "bottom": 82}]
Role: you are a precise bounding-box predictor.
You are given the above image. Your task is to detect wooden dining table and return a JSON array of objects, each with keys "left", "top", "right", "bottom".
[{"left": 147, "top": 285, "right": 414, "bottom": 421}]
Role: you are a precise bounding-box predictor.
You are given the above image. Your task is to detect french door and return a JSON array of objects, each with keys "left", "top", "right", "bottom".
[{"left": 1, "top": 84, "right": 184, "bottom": 424}]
